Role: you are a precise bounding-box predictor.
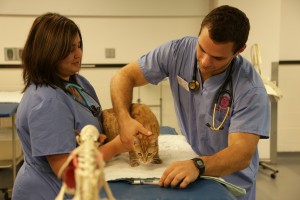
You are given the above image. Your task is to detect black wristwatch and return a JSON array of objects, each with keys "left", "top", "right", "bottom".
[{"left": 191, "top": 158, "right": 205, "bottom": 178}]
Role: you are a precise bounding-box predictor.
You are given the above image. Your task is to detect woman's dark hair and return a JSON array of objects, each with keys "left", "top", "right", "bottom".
[
  {"left": 199, "top": 5, "right": 250, "bottom": 53},
  {"left": 22, "top": 13, "right": 83, "bottom": 92}
]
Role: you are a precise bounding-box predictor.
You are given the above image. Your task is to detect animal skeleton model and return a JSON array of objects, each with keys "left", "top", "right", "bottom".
[{"left": 55, "top": 125, "right": 115, "bottom": 200}]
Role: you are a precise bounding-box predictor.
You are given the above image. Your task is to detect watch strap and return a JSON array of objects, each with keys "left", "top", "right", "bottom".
[{"left": 191, "top": 158, "right": 205, "bottom": 178}]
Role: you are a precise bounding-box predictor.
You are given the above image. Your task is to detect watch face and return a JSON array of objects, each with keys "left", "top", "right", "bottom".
[
  {"left": 192, "top": 158, "right": 205, "bottom": 176},
  {"left": 196, "top": 159, "right": 204, "bottom": 166}
]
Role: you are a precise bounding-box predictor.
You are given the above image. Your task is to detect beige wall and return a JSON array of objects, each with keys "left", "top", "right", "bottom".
[{"left": 0, "top": 0, "right": 208, "bottom": 64}]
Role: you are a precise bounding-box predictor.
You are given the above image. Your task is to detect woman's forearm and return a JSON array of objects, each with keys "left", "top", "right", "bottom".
[{"left": 99, "top": 135, "right": 128, "bottom": 162}]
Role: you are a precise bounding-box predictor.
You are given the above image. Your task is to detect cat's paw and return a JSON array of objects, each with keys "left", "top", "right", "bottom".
[
  {"left": 130, "top": 162, "right": 140, "bottom": 167},
  {"left": 151, "top": 158, "right": 162, "bottom": 164}
]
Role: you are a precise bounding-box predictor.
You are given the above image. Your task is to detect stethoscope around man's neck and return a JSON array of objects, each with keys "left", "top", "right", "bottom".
[
  {"left": 188, "top": 60, "right": 201, "bottom": 92},
  {"left": 65, "top": 82, "right": 101, "bottom": 117},
  {"left": 188, "top": 58, "right": 234, "bottom": 131}
]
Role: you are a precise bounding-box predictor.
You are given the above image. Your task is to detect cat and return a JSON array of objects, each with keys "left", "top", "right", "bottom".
[{"left": 102, "top": 103, "right": 162, "bottom": 167}]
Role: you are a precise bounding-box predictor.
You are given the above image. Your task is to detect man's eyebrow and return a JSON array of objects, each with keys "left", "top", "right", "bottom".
[{"left": 197, "top": 41, "right": 226, "bottom": 60}]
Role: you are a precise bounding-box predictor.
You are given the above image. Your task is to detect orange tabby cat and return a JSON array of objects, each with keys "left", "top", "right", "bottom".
[{"left": 102, "top": 103, "right": 162, "bottom": 167}]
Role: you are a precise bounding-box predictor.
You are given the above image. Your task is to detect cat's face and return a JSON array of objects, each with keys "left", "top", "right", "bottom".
[{"left": 133, "top": 135, "right": 158, "bottom": 164}]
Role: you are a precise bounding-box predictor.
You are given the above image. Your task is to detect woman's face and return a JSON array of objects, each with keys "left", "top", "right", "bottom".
[{"left": 57, "top": 33, "right": 82, "bottom": 81}]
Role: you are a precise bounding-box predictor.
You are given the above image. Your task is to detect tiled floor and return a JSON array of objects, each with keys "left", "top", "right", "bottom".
[{"left": 1, "top": 153, "right": 299, "bottom": 200}]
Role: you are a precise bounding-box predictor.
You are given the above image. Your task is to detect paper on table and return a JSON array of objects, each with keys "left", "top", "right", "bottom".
[
  {"left": 0, "top": 91, "right": 23, "bottom": 103},
  {"left": 104, "top": 135, "right": 197, "bottom": 180},
  {"left": 104, "top": 135, "right": 246, "bottom": 197},
  {"left": 201, "top": 176, "right": 246, "bottom": 197},
  {"left": 263, "top": 78, "right": 283, "bottom": 101}
]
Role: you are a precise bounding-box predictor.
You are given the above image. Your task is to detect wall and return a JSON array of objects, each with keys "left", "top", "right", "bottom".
[
  {"left": 0, "top": 0, "right": 208, "bottom": 17},
  {"left": 279, "top": 0, "right": 300, "bottom": 61},
  {"left": 0, "top": 0, "right": 209, "bottom": 64},
  {"left": 0, "top": 16, "right": 205, "bottom": 64}
]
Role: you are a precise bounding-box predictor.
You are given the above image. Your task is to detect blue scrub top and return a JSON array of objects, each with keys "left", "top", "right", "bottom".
[
  {"left": 138, "top": 36, "right": 270, "bottom": 200},
  {"left": 12, "top": 74, "right": 103, "bottom": 200}
]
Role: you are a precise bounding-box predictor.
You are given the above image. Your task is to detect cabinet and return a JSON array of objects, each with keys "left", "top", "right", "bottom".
[{"left": 0, "top": 103, "right": 23, "bottom": 198}]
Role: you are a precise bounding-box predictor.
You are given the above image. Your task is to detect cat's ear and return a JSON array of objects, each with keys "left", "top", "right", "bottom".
[
  {"left": 136, "top": 133, "right": 143, "bottom": 139},
  {"left": 133, "top": 136, "right": 140, "bottom": 145},
  {"left": 149, "top": 139, "right": 157, "bottom": 146}
]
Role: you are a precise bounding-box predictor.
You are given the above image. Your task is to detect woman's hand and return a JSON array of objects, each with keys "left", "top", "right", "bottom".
[{"left": 99, "top": 135, "right": 128, "bottom": 161}]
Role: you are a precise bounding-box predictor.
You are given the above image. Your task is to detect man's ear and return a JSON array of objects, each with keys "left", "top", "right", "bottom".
[{"left": 235, "top": 44, "right": 247, "bottom": 56}]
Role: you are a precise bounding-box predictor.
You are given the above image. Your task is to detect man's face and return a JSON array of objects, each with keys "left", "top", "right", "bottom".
[{"left": 196, "top": 27, "right": 240, "bottom": 81}]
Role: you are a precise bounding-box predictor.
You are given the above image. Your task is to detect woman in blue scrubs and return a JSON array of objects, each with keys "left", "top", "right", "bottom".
[
  {"left": 12, "top": 13, "right": 127, "bottom": 200},
  {"left": 109, "top": 5, "right": 270, "bottom": 200}
]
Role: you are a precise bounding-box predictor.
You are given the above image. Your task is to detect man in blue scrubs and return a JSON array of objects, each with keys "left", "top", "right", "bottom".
[{"left": 110, "top": 5, "right": 270, "bottom": 200}]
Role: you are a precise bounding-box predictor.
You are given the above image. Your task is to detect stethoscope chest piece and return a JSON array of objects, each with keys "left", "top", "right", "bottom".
[
  {"left": 206, "top": 63, "right": 234, "bottom": 131},
  {"left": 188, "top": 79, "right": 200, "bottom": 92},
  {"left": 189, "top": 57, "right": 200, "bottom": 92}
]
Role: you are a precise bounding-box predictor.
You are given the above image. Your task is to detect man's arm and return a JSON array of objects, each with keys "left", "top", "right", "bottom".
[
  {"left": 159, "top": 132, "right": 259, "bottom": 188},
  {"left": 201, "top": 132, "right": 259, "bottom": 176},
  {"left": 110, "top": 61, "right": 152, "bottom": 149}
]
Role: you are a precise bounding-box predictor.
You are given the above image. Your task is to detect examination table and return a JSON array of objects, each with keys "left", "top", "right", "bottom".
[
  {"left": 101, "top": 178, "right": 236, "bottom": 200},
  {"left": 100, "top": 127, "right": 240, "bottom": 200}
]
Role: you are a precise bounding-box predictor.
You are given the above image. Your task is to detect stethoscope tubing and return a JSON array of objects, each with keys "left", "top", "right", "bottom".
[
  {"left": 65, "top": 82, "right": 101, "bottom": 116},
  {"left": 190, "top": 57, "right": 234, "bottom": 131}
]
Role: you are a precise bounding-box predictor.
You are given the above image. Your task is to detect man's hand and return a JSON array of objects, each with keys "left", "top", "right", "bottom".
[
  {"left": 119, "top": 117, "right": 152, "bottom": 151},
  {"left": 159, "top": 160, "right": 199, "bottom": 189}
]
